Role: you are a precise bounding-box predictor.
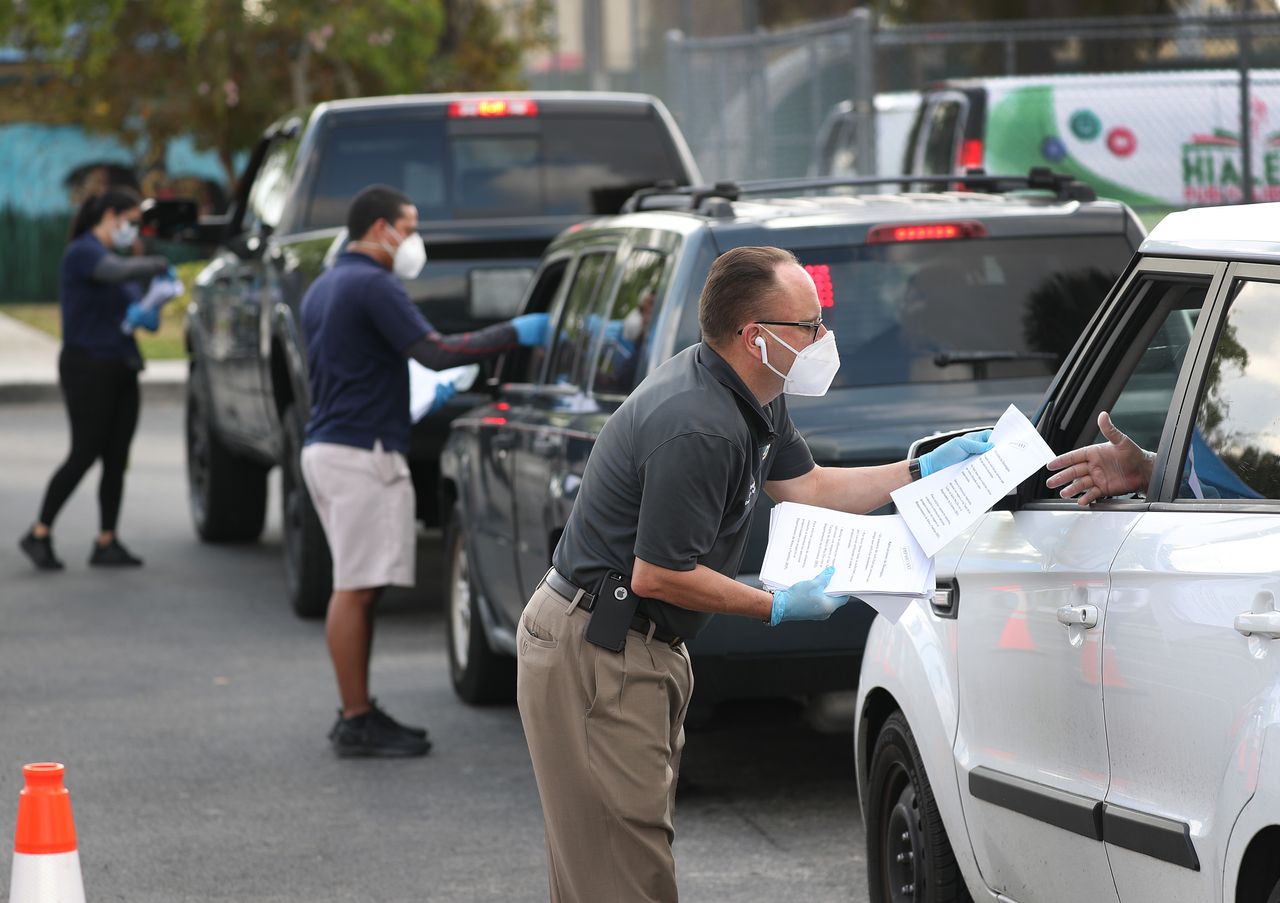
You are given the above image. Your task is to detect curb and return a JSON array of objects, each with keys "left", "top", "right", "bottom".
[{"left": 0, "top": 379, "right": 186, "bottom": 405}]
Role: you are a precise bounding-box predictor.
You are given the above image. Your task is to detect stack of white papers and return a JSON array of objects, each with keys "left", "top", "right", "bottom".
[
  {"left": 760, "top": 503, "right": 934, "bottom": 623},
  {"left": 408, "top": 362, "right": 480, "bottom": 422},
  {"left": 890, "top": 404, "right": 1055, "bottom": 557},
  {"left": 758, "top": 405, "right": 1056, "bottom": 623}
]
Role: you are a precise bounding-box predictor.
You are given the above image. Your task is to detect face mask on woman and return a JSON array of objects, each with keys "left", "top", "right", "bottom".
[
  {"left": 756, "top": 325, "right": 841, "bottom": 397},
  {"left": 110, "top": 219, "right": 139, "bottom": 251}
]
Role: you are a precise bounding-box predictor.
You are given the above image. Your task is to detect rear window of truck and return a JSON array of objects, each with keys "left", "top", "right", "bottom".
[{"left": 303, "top": 114, "right": 686, "bottom": 229}]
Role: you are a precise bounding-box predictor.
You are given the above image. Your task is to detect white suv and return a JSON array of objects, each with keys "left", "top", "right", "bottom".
[{"left": 855, "top": 202, "right": 1280, "bottom": 903}]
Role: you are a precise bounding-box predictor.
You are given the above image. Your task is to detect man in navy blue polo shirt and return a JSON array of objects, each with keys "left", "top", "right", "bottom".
[{"left": 300, "top": 184, "right": 547, "bottom": 757}]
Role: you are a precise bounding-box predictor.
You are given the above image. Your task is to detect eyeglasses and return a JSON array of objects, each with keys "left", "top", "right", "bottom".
[{"left": 738, "top": 319, "right": 825, "bottom": 343}]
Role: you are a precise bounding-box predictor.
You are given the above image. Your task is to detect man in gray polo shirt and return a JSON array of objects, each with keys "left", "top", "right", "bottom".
[{"left": 516, "top": 246, "right": 993, "bottom": 901}]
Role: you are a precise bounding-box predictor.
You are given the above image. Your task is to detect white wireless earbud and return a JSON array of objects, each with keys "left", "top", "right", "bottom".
[{"left": 754, "top": 335, "right": 769, "bottom": 365}]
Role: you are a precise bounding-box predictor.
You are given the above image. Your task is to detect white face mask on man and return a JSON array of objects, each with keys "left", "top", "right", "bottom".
[
  {"left": 755, "top": 325, "right": 840, "bottom": 397},
  {"left": 381, "top": 228, "right": 427, "bottom": 281}
]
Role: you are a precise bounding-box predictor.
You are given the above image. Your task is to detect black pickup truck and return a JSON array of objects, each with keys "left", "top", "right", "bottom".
[{"left": 153, "top": 92, "right": 700, "bottom": 617}]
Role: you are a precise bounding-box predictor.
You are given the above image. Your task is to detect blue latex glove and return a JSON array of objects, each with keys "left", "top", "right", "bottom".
[
  {"left": 919, "top": 429, "right": 994, "bottom": 478},
  {"left": 584, "top": 314, "right": 623, "bottom": 342},
  {"left": 124, "top": 302, "right": 160, "bottom": 333},
  {"left": 769, "top": 566, "right": 851, "bottom": 626},
  {"left": 511, "top": 313, "right": 550, "bottom": 347},
  {"left": 429, "top": 382, "right": 457, "bottom": 414}
]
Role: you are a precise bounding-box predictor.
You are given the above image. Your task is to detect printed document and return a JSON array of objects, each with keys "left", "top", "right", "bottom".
[
  {"left": 761, "top": 501, "right": 933, "bottom": 598},
  {"left": 408, "top": 362, "right": 480, "bottom": 423},
  {"left": 890, "top": 404, "right": 1054, "bottom": 557}
]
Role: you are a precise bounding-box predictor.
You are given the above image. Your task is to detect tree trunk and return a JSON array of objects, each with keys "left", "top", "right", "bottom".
[{"left": 290, "top": 41, "right": 312, "bottom": 109}]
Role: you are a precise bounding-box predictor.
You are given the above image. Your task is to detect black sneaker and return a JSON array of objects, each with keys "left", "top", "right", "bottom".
[
  {"left": 368, "top": 699, "right": 428, "bottom": 739},
  {"left": 89, "top": 538, "right": 143, "bottom": 567},
  {"left": 19, "top": 531, "right": 64, "bottom": 571},
  {"left": 329, "top": 707, "right": 432, "bottom": 758}
]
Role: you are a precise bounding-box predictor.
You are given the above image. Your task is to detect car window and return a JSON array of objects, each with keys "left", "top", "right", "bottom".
[
  {"left": 244, "top": 134, "right": 300, "bottom": 234},
  {"left": 506, "top": 258, "right": 570, "bottom": 385},
  {"left": 921, "top": 100, "right": 962, "bottom": 175},
  {"left": 786, "top": 235, "right": 1129, "bottom": 389},
  {"left": 1032, "top": 275, "right": 1212, "bottom": 502},
  {"left": 545, "top": 251, "right": 616, "bottom": 388},
  {"left": 1175, "top": 278, "right": 1280, "bottom": 501},
  {"left": 591, "top": 248, "right": 668, "bottom": 397},
  {"left": 303, "top": 115, "right": 686, "bottom": 230}
]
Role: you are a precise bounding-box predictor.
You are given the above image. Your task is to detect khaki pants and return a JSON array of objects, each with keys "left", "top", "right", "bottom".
[{"left": 517, "top": 580, "right": 694, "bottom": 903}]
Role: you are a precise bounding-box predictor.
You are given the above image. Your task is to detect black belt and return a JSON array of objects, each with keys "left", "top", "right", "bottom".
[{"left": 543, "top": 568, "right": 684, "bottom": 648}]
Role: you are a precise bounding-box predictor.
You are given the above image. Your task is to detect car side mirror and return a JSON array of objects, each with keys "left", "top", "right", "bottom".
[{"left": 228, "top": 228, "right": 270, "bottom": 261}]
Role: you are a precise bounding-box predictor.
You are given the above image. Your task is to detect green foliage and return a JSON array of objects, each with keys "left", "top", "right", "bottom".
[{"left": 1, "top": 1, "right": 551, "bottom": 189}]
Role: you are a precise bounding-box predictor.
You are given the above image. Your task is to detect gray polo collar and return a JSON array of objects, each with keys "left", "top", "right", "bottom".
[{"left": 695, "top": 343, "right": 778, "bottom": 441}]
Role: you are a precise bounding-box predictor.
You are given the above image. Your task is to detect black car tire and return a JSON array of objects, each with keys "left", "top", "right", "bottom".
[
  {"left": 866, "top": 711, "right": 972, "bottom": 903},
  {"left": 281, "top": 403, "right": 332, "bottom": 619},
  {"left": 186, "top": 362, "right": 268, "bottom": 543},
  {"left": 444, "top": 503, "right": 516, "bottom": 704}
]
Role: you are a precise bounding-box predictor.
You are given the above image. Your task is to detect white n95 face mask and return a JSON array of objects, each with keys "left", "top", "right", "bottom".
[
  {"left": 111, "top": 220, "right": 138, "bottom": 251},
  {"left": 758, "top": 326, "right": 840, "bottom": 397},
  {"left": 388, "top": 231, "right": 427, "bottom": 281}
]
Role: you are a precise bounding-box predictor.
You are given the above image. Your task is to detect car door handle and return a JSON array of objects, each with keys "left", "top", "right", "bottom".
[
  {"left": 1056, "top": 604, "right": 1099, "bottom": 629},
  {"left": 1234, "top": 611, "right": 1280, "bottom": 639}
]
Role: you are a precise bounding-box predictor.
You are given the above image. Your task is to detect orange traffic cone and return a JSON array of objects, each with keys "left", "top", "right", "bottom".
[{"left": 8, "top": 763, "right": 85, "bottom": 903}]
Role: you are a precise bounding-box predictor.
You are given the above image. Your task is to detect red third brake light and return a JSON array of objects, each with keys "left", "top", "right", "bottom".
[
  {"left": 448, "top": 98, "right": 539, "bottom": 119},
  {"left": 866, "top": 221, "right": 988, "bottom": 244}
]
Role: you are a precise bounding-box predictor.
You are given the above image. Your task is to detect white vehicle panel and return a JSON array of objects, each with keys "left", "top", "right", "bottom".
[
  {"left": 1104, "top": 512, "right": 1280, "bottom": 902},
  {"left": 856, "top": 527, "right": 984, "bottom": 897},
  {"left": 953, "top": 508, "right": 1141, "bottom": 903}
]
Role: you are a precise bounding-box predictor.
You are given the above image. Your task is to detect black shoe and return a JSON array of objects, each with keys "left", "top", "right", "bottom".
[
  {"left": 367, "top": 698, "right": 428, "bottom": 739},
  {"left": 89, "top": 538, "right": 143, "bottom": 567},
  {"left": 19, "top": 531, "right": 64, "bottom": 571},
  {"left": 329, "top": 706, "right": 432, "bottom": 758}
]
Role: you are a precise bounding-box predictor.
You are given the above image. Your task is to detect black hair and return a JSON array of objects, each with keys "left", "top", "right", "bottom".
[
  {"left": 69, "top": 187, "right": 142, "bottom": 241},
  {"left": 346, "top": 184, "right": 414, "bottom": 240}
]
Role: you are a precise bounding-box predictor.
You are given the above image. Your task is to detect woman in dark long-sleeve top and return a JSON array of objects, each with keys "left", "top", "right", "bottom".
[{"left": 19, "top": 188, "right": 170, "bottom": 570}]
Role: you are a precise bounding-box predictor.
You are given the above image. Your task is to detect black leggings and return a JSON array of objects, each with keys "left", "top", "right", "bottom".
[{"left": 38, "top": 347, "right": 140, "bottom": 533}]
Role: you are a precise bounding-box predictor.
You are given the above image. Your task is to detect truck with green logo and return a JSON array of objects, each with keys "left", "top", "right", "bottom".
[{"left": 904, "top": 70, "right": 1280, "bottom": 216}]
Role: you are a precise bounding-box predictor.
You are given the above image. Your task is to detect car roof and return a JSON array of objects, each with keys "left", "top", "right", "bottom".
[
  {"left": 314, "top": 91, "right": 667, "bottom": 116},
  {"left": 1141, "top": 202, "right": 1280, "bottom": 263},
  {"left": 549, "top": 190, "right": 1131, "bottom": 253}
]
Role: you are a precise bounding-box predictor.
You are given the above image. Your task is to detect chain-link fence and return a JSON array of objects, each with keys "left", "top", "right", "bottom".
[{"left": 655, "top": 9, "right": 1280, "bottom": 217}]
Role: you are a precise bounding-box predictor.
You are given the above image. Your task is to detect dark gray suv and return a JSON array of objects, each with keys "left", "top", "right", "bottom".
[{"left": 437, "top": 169, "right": 1145, "bottom": 705}]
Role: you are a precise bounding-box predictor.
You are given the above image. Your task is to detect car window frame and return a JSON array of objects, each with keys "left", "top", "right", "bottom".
[
  {"left": 586, "top": 244, "right": 672, "bottom": 401},
  {"left": 918, "top": 92, "right": 969, "bottom": 176},
  {"left": 1022, "top": 256, "right": 1228, "bottom": 512},
  {"left": 538, "top": 241, "right": 621, "bottom": 391},
  {"left": 495, "top": 252, "right": 575, "bottom": 392},
  {"left": 1150, "top": 260, "right": 1280, "bottom": 514}
]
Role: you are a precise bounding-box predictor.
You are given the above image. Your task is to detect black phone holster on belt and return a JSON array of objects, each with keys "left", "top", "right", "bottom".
[{"left": 584, "top": 570, "right": 640, "bottom": 653}]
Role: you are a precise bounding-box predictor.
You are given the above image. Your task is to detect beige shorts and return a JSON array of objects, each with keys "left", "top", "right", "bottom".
[{"left": 300, "top": 441, "right": 415, "bottom": 591}]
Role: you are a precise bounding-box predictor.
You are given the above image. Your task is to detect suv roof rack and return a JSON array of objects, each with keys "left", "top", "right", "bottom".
[{"left": 620, "top": 167, "right": 1097, "bottom": 215}]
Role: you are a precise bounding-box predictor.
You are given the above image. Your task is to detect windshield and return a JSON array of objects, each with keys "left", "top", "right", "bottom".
[
  {"left": 303, "top": 114, "right": 686, "bottom": 230},
  {"left": 789, "top": 235, "right": 1130, "bottom": 388}
]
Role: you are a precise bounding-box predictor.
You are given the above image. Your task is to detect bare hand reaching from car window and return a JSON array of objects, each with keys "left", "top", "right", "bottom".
[{"left": 1045, "top": 411, "right": 1155, "bottom": 506}]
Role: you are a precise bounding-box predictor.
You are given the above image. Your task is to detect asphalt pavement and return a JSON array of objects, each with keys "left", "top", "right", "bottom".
[{"left": 0, "top": 399, "right": 867, "bottom": 902}]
